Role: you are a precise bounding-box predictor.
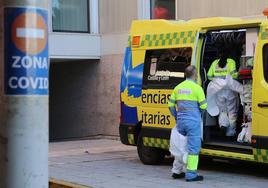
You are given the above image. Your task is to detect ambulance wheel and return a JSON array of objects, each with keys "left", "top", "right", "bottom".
[{"left": 137, "top": 134, "right": 165, "bottom": 165}]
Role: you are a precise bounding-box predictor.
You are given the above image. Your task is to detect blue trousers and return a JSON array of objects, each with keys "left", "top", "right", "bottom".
[{"left": 176, "top": 118, "right": 201, "bottom": 179}]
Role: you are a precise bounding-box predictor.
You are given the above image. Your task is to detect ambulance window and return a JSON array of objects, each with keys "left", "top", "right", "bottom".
[
  {"left": 143, "top": 47, "right": 192, "bottom": 89},
  {"left": 263, "top": 44, "right": 268, "bottom": 83}
]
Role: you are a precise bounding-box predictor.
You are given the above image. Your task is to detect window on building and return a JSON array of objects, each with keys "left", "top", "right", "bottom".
[
  {"left": 150, "top": 0, "right": 176, "bottom": 20},
  {"left": 263, "top": 44, "right": 268, "bottom": 83},
  {"left": 143, "top": 47, "right": 192, "bottom": 89},
  {"left": 52, "top": 0, "right": 89, "bottom": 33}
]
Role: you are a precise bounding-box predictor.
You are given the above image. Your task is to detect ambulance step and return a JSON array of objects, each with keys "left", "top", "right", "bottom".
[{"left": 203, "top": 141, "right": 252, "bottom": 154}]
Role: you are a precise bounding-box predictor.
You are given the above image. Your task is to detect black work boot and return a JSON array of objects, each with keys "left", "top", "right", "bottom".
[
  {"left": 186, "top": 175, "right": 204, "bottom": 182},
  {"left": 172, "top": 172, "right": 185, "bottom": 179}
]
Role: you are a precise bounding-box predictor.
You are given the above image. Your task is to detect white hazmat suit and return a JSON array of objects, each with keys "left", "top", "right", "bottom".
[
  {"left": 207, "top": 75, "right": 243, "bottom": 136},
  {"left": 169, "top": 127, "right": 188, "bottom": 174}
]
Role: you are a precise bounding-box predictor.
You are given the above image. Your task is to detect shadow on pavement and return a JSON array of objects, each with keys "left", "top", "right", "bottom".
[{"left": 160, "top": 156, "right": 268, "bottom": 178}]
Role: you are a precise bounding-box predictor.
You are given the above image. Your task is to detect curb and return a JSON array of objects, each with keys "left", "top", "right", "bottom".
[{"left": 49, "top": 178, "right": 91, "bottom": 188}]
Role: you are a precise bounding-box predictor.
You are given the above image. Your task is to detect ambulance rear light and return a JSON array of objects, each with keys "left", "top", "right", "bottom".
[{"left": 132, "top": 36, "right": 141, "bottom": 47}]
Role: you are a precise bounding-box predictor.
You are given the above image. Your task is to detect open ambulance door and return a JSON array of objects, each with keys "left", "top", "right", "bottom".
[
  {"left": 198, "top": 23, "right": 261, "bottom": 160},
  {"left": 252, "top": 25, "right": 268, "bottom": 163}
]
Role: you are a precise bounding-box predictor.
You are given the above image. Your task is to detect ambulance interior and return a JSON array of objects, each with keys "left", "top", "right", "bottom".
[{"left": 200, "top": 28, "right": 258, "bottom": 153}]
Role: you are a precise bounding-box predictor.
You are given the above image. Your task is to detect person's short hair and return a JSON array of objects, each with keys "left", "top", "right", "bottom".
[{"left": 185, "top": 65, "right": 196, "bottom": 78}]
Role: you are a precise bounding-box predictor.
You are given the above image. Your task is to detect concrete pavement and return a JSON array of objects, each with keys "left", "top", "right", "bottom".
[{"left": 49, "top": 139, "right": 268, "bottom": 188}]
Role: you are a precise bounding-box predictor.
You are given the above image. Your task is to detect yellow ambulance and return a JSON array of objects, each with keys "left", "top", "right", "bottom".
[{"left": 119, "top": 16, "right": 268, "bottom": 164}]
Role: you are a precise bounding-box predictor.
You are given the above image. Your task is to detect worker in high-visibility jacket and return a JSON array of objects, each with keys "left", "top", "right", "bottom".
[
  {"left": 207, "top": 55, "right": 239, "bottom": 137},
  {"left": 168, "top": 65, "right": 207, "bottom": 182}
]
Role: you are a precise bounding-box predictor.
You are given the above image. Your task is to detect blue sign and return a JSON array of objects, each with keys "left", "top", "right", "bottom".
[{"left": 4, "top": 7, "right": 48, "bottom": 95}]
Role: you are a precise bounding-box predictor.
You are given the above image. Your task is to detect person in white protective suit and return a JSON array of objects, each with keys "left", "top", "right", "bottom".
[{"left": 207, "top": 54, "right": 243, "bottom": 137}]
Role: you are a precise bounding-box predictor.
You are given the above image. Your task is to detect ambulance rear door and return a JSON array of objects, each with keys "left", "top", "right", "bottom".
[{"left": 252, "top": 24, "right": 268, "bottom": 163}]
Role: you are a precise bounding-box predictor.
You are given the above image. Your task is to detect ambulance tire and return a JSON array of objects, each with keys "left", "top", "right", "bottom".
[{"left": 137, "top": 134, "right": 165, "bottom": 165}]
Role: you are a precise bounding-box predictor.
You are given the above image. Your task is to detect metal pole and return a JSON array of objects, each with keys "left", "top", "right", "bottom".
[{"left": 0, "top": 1, "right": 49, "bottom": 188}]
